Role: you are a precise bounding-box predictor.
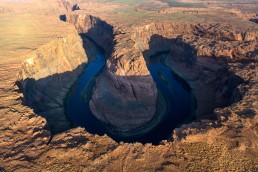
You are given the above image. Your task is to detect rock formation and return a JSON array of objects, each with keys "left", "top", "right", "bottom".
[
  {"left": 67, "top": 14, "right": 158, "bottom": 130},
  {"left": 66, "top": 13, "right": 114, "bottom": 54},
  {"left": 18, "top": 31, "right": 87, "bottom": 133},
  {"left": 0, "top": 0, "right": 257, "bottom": 171},
  {"left": 90, "top": 36, "right": 158, "bottom": 130},
  {"left": 67, "top": 12, "right": 257, "bottom": 128}
]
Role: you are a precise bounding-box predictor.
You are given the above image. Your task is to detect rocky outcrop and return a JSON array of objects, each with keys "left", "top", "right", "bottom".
[
  {"left": 18, "top": 31, "right": 87, "bottom": 133},
  {"left": 0, "top": 2, "right": 258, "bottom": 171},
  {"left": 66, "top": 13, "right": 114, "bottom": 54},
  {"left": 126, "top": 22, "right": 258, "bottom": 117},
  {"left": 90, "top": 33, "right": 158, "bottom": 130},
  {"left": 67, "top": 13, "right": 158, "bottom": 130},
  {"left": 87, "top": 20, "right": 258, "bottom": 127},
  {"left": 78, "top": 18, "right": 258, "bottom": 130},
  {"left": 131, "top": 22, "right": 258, "bottom": 58}
]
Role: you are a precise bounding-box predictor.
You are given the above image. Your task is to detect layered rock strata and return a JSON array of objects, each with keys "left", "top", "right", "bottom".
[
  {"left": 68, "top": 13, "right": 258, "bottom": 129},
  {"left": 89, "top": 34, "right": 158, "bottom": 130},
  {"left": 18, "top": 26, "right": 87, "bottom": 133},
  {"left": 66, "top": 13, "right": 114, "bottom": 54},
  {"left": 0, "top": 7, "right": 258, "bottom": 171},
  {"left": 128, "top": 22, "right": 257, "bottom": 117},
  {"left": 67, "top": 14, "right": 158, "bottom": 130}
]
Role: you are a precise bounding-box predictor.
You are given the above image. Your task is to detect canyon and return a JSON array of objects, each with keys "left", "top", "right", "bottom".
[{"left": 0, "top": 0, "right": 257, "bottom": 171}]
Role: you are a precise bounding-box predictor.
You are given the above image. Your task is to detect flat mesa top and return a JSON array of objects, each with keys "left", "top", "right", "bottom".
[{"left": 0, "top": 14, "right": 75, "bottom": 59}]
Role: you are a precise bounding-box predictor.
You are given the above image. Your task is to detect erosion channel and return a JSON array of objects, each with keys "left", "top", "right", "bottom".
[{"left": 65, "top": 41, "right": 194, "bottom": 144}]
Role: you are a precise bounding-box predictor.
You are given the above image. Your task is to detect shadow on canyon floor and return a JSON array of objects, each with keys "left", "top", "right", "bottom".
[
  {"left": 16, "top": 17, "right": 115, "bottom": 137},
  {"left": 17, "top": 65, "right": 193, "bottom": 144},
  {"left": 16, "top": 34, "right": 246, "bottom": 144},
  {"left": 142, "top": 34, "right": 197, "bottom": 66},
  {"left": 142, "top": 34, "right": 245, "bottom": 117},
  {"left": 16, "top": 64, "right": 86, "bottom": 135}
]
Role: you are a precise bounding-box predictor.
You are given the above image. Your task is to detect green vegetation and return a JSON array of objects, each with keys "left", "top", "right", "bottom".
[
  {"left": 116, "top": 9, "right": 200, "bottom": 26},
  {"left": 160, "top": 0, "right": 207, "bottom": 8},
  {"left": 157, "top": 70, "right": 169, "bottom": 86},
  {"left": 104, "top": 0, "right": 207, "bottom": 8},
  {"left": 104, "top": 0, "right": 147, "bottom": 4}
]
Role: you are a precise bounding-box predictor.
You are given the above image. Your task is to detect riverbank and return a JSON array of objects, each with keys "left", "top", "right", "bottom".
[
  {"left": 64, "top": 39, "right": 194, "bottom": 144},
  {"left": 165, "top": 56, "right": 228, "bottom": 119}
]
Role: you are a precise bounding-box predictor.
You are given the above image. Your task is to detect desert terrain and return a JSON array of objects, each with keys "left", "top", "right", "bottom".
[{"left": 0, "top": 0, "right": 257, "bottom": 171}]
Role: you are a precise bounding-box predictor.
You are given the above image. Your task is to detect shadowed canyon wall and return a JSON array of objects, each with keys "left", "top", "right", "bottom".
[
  {"left": 129, "top": 22, "right": 257, "bottom": 117},
  {"left": 66, "top": 13, "right": 114, "bottom": 54},
  {"left": 64, "top": 13, "right": 258, "bottom": 130},
  {"left": 67, "top": 14, "right": 159, "bottom": 130},
  {"left": 17, "top": 12, "right": 258, "bottom": 134},
  {"left": 0, "top": 4, "right": 257, "bottom": 170},
  {"left": 18, "top": 31, "right": 87, "bottom": 133}
]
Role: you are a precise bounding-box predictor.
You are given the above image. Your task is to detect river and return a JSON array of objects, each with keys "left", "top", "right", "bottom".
[{"left": 65, "top": 47, "right": 193, "bottom": 144}]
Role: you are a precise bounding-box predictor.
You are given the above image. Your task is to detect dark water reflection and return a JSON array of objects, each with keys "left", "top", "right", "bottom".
[{"left": 65, "top": 49, "right": 193, "bottom": 144}]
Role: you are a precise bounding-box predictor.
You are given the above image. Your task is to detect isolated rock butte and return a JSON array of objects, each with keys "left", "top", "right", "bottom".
[
  {"left": 0, "top": 3, "right": 258, "bottom": 171},
  {"left": 90, "top": 47, "right": 158, "bottom": 130},
  {"left": 68, "top": 13, "right": 258, "bottom": 129},
  {"left": 67, "top": 13, "right": 158, "bottom": 130}
]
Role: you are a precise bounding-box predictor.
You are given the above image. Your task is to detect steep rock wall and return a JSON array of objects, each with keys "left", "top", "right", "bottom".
[
  {"left": 18, "top": 31, "right": 87, "bottom": 133},
  {"left": 66, "top": 13, "right": 114, "bottom": 54},
  {"left": 0, "top": 11, "right": 257, "bottom": 172},
  {"left": 131, "top": 22, "right": 258, "bottom": 59},
  {"left": 67, "top": 13, "right": 158, "bottom": 130},
  {"left": 65, "top": 13, "right": 257, "bottom": 131},
  {"left": 90, "top": 33, "right": 158, "bottom": 130},
  {"left": 128, "top": 22, "right": 258, "bottom": 117}
]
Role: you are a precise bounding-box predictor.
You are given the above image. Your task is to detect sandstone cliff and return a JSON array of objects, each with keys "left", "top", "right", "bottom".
[
  {"left": 88, "top": 20, "right": 258, "bottom": 128},
  {"left": 66, "top": 12, "right": 258, "bottom": 131},
  {"left": 131, "top": 22, "right": 258, "bottom": 59},
  {"left": 18, "top": 30, "right": 87, "bottom": 133},
  {"left": 128, "top": 22, "right": 258, "bottom": 117},
  {"left": 0, "top": 5, "right": 258, "bottom": 171},
  {"left": 67, "top": 13, "right": 158, "bottom": 130},
  {"left": 90, "top": 33, "right": 158, "bottom": 130},
  {"left": 66, "top": 13, "right": 114, "bottom": 54}
]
